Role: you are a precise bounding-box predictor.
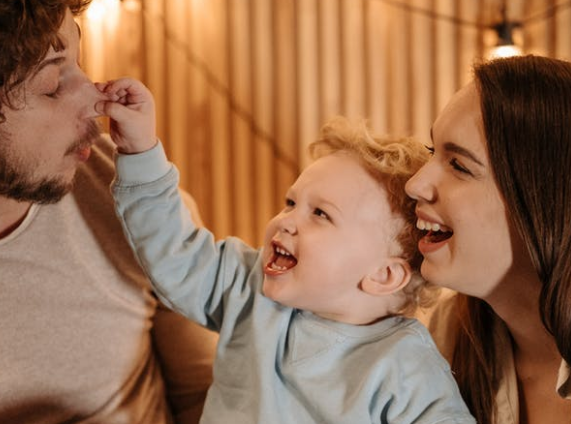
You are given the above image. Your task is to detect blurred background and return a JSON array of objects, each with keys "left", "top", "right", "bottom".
[{"left": 78, "top": 0, "right": 571, "bottom": 245}]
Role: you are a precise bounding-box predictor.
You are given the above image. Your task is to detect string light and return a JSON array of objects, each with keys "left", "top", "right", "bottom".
[
  {"left": 488, "top": 6, "right": 522, "bottom": 59},
  {"left": 378, "top": 0, "right": 571, "bottom": 58}
]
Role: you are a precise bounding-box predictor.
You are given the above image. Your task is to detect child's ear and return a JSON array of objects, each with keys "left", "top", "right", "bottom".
[{"left": 361, "top": 258, "right": 412, "bottom": 296}]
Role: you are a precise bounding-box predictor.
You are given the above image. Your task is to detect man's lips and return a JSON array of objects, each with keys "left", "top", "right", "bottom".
[
  {"left": 74, "top": 145, "right": 92, "bottom": 162},
  {"left": 66, "top": 119, "right": 101, "bottom": 162}
]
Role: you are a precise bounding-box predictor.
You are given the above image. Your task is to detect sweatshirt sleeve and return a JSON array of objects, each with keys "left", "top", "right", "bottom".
[{"left": 111, "top": 141, "right": 260, "bottom": 332}]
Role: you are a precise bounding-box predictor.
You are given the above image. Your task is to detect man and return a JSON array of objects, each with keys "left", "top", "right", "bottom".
[{"left": 0, "top": 1, "right": 216, "bottom": 422}]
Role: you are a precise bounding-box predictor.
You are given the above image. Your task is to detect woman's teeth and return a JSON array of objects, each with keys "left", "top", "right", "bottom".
[{"left": 416, "top": 218, "right": 451, "bottom": 233}]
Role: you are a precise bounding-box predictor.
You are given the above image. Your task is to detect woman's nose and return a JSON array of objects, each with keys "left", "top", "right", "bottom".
[{"left": 405, "top": 164, "right": 437, "bottom": 203}]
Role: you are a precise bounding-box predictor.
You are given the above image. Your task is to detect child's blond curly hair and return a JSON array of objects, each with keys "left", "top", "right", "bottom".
[{"left": 309, "top": 116, "right": 439, "bottom": 315}]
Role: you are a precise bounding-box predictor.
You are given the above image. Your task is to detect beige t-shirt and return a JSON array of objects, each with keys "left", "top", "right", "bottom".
[
  {"left": 0, "top": 135, "right": 216, "bottom": 423},
  {"left": 428, "top": 293, "right": 571, "bottom": 424}
]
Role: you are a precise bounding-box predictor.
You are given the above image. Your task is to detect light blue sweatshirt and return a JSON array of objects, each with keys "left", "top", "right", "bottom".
[{"left": 112, "top": 142, "right": 476, "bottom": 424}]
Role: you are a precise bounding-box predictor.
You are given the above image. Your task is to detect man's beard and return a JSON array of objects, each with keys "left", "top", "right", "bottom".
[{"left": 0, "top": 120, "right": 101, "bottom": 204}]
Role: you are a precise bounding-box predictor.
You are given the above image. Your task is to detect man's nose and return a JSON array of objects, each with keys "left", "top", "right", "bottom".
[{"left": 77, "top": 77, "right": 108, "bottom": 119}]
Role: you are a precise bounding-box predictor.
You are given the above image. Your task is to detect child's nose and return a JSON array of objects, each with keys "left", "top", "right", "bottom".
[{"left": 278, "top": 213, "right": 298, "bottom": 235}]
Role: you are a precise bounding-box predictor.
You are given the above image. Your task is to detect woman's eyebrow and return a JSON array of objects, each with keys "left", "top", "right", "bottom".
[
  {"left": 443, "top": 142, "right": 485, "bottom": 167},
  {"left": 430, "top": 126, "right": 485, "bottom": 167}
]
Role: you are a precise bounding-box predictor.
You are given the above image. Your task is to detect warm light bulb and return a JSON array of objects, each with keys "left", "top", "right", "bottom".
[
  {"left": 86, "top": 0, "right": 120, "bottom": 22},
  {"left": 489, "top": 44, "right": 523, "bottom": 59},
  {"left": 86, "top": 0, "right": 105, "bottom": 21},
  {"left": 487, "top": 5, "right": 523, "bottom": 61}
]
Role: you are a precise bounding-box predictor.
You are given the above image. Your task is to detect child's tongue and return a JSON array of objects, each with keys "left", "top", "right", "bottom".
[{"left": 275, "top": 254, "right": 297, "bottom": 269}]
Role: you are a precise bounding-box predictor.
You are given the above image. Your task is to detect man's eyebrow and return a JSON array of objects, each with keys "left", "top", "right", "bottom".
[
  {"left": 33, "top": 56, "right": 66, "bottom": 77},
  {"left": 443, "top": 142, "right": 485, "bottom": 166},
  {"left": 31, "top": 19, "right": 82, "bottom": 78}
]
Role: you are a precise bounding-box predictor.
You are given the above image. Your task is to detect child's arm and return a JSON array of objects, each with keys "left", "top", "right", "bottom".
[
  {"left": 98, "top": 79, "right": 262, "bottom": 331},
  {"left": 95, "top": 78, "right": 157, "bottom": 154},
  {"left": 111, "top": 143, "right": 261, "bottom": 331}
]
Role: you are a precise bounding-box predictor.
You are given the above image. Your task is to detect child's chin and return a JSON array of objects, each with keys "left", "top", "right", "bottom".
[
  {"left": 261, "top": 278, "right": 273, "bottom": 297},
  {"left": 262, "top": 279, "right": 286, "bottom": 304}
]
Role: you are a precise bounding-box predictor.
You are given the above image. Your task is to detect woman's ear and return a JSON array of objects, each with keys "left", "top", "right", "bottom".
[{"left": 361, "top": 257, "right": 412, "bottom": 296}]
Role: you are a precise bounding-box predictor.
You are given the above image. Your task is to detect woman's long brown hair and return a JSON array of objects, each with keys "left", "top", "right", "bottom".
[{"left": 453, "top": 55, "right": 571, "bottom": 423}]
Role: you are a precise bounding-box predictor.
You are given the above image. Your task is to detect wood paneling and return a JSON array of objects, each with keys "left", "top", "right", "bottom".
[{"left": 80, "top": 0, "right": 571, "bottom": 245}]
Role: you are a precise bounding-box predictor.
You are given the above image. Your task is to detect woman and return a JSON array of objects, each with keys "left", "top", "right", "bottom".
[{"left": 406, "top": 55, "right": 571, "bottom": 424}]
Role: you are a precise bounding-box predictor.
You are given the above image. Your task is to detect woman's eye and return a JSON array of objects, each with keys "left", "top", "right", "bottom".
[
  {"left": 313, "top": 208, "right": 330, "bottom": 220},
  {"left": 425, "top": 145, "right": 435, "bottom": 156},
  {"left": 450, "top": 158, "right": 472, "bottom": 175}
]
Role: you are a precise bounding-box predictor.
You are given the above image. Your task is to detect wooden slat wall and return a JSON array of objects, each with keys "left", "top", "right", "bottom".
[{"left": 80, "top": 0, "right": 571, "bottom": 245}]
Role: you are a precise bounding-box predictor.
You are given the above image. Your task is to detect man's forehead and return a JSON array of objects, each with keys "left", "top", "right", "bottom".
[
  {"left": 44, "top": 16, "right": 82, "bottom": 57},
  {"left": 58, "top": 9, "right": 82, "bottom": 43},
  {"left": 33, "top": 18, "right": 81, "bottom": 78}
]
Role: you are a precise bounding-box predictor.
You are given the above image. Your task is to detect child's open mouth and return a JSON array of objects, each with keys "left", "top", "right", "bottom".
[{"left": 264, "top": 242, "right": 298, "bottom": 275}]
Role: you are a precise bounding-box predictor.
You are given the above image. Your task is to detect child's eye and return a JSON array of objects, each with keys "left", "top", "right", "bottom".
[
  {"left": 425, "top": 145, "right": 435, "bottom": 156},
  {"left": 313, "top": 208, "right": 330, "bottom": 220},
  {"left": 450, "top": 158, "right": 472, "bottom": 175},
  {"left": 284, "top": 198, "right": 295, "bottom": 208}
]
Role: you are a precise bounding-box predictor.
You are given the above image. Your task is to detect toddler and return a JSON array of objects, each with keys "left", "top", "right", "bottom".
[{"left": 97, "top": 78, "right": 475, "bottom": 424}]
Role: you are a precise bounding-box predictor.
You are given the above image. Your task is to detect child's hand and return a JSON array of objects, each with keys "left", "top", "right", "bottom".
[{"left": 95, "top": 78, "right": 157, "bottom": 154}]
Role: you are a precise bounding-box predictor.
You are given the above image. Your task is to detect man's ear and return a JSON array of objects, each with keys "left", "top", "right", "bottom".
[{"left": 361, "top": 258, "right": 412, "bottom": 296}]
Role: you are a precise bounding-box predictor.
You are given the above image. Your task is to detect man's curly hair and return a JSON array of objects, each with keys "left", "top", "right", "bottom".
[{"left": 0, "top": 0, "right": 92, "bottom": 121}]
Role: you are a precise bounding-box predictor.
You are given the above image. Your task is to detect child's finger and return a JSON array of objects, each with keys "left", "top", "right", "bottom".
[
  {"left": 94, "top": 81, "right": 109, "bottom": 92},
  {"left": 102, "top": 80, "right": 149, "bottom": 107},
  {"left": 102, "top": 78, "right": 141, "bottom": 95},
  {"left": 94, "top": 99, "right": 133, "bottom": 120},
  {"left": 95, "top": 82, "right": 122, "bottom": 102},
  {"left": 94, "top": 100, "right": 110, "bottom": 116}
]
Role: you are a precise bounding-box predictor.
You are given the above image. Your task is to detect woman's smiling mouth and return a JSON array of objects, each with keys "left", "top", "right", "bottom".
[{"left": 415, "top": 218, "right": 454, "bottom": 253}]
